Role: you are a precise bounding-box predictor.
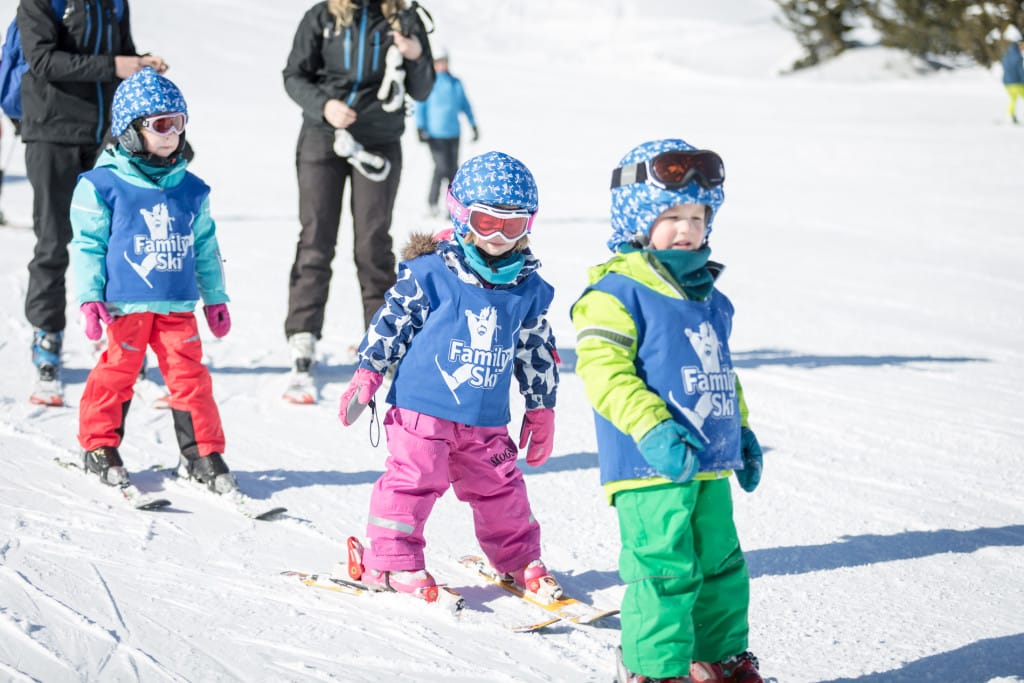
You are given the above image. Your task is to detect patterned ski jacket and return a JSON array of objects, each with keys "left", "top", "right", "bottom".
[
  {"left": 358, "top": 234, "right": 559, "bottom": 424},
  {"left": 571, "top": 250, "right": 750, "bottom": 503},
  {"left": 69, "top": 146, "right": 229, "bottom": 315}
]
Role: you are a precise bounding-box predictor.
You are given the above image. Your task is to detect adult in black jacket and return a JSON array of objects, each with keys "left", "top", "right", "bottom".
[
  {"left": 18, "top": 0, "right": 166, "bottom": 403},
  {"left": 282, "top": 0, "right": 433, "bottom": 395}
]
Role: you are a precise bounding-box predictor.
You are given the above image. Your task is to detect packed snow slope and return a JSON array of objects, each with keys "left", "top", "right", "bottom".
[{"left": 0, "top": 1, "right": 1022, "bottom": 681}]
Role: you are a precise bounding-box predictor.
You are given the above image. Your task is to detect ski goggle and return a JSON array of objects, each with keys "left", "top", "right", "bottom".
[
  {"left": 610, "top": 150, "right": 725, "bottom": 191},
  {"left": 140, "top": 112, "right": 187, "bottom": 136},
  {"left": 446, "top": 190, "right": 536, "bottom": 243}
]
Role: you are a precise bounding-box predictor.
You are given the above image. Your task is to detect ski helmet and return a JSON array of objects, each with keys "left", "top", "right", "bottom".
[
  {"left": 447, "top": 151, "right": 538, "bottom": 239},
  {"left": 111, "top": 67, "right": 188, "bottom": 138},
  {"left": 608, "top": 138, "right": 725, "bottom": 252}
]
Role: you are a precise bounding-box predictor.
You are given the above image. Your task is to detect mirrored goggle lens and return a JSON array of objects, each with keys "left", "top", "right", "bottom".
[
  {"left": 142, "top": 113, "right": 186, "bottom": 136},
  {"left": 650, "top": 150, "right": 724, "bottom": 188},
  {"left": 610, "top": 149, "right": 725, "bottom": 190},
  {"left": 467, "top": 206, "right": 532, "bottom": 241}
]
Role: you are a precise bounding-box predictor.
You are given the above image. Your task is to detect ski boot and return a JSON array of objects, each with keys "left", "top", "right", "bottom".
[
  {"left": 82, "top": 446, "right": 130, "bottom": 487},
  {"left": 502, "top": 559, "right": 564, "bottom": 603},
  {"left": 30, "top": 329, "right": 64, "bottom": 406},
  {"left": 615, "top": 646, "right": 691, "bottom": 683},
  {"left": 690, "top": 652, "right": 762, "bottom": 683},
  {"left": 341, "top": 536, "right": 440, "bottom": 603},
  {"left": 177, "top": 451, "right": 238, "bottom": 494},
  {"left": 283, "top": 332, "right": 317, "bottom": 404}
]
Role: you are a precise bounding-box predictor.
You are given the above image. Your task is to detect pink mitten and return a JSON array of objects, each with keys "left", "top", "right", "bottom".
[
  {"left": 80, "top": 302, "right": 114, "bottom": 341},
  {"left": 519, "top": 408, "right": 555, "bottom": 466},
  {"left": 339, "top": 368, "right": 384, "bottom": 426},
  {"left": 204, "top": 304, "right": 231, "bottom": 338}
]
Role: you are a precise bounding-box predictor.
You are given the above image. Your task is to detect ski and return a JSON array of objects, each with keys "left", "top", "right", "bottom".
[
  {"left": 282, "top": 569, "right": 465, "bottom": 615},
  {"left": 459, "top": 555, "right": 620, "bottom": 626},
  {"left": 157, "top": 466, "right": 287, "bottom": 520},
  {"left": 53, "top": 457, "right": 172, "bottom": 510},
  {"left": 282, "top": 370, "right": 317, "bottom": 404},
  {"left": 30, "top": 377, "right": 64, "bottom": 407}
]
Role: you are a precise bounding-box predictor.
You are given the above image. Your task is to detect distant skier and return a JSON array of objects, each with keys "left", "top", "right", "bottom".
[
  {"left": 571, "top": 138, "right": 765, "bottom": 682},
  {"left": 69, "top": 68, "right": 237, "bottom": 494},
  {"left": 1001, "top": 27, "right": 1024, "bottom": 124},
  {"left": 415, "top": 47, "right": 478, "bottom": 218},
  {"left": 338, "top": 151, "right": 562, "bottom": 604}
]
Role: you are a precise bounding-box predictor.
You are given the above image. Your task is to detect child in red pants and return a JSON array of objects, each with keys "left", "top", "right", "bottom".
[{"left": 69, "top": 67, "right": 234, "bottom": 492}]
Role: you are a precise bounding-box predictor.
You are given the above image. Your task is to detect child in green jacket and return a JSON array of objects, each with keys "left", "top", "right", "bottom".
[{"left": 570, "top": 138, "right": 764, "bottom": 683}]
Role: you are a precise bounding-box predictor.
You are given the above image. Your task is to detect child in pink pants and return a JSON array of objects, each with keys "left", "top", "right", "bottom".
[{"left": 338, "top": 151, "right": 560, "bottom": 603}]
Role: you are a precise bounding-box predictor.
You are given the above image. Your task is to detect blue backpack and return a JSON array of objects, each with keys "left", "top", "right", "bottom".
[{"left": 0, "top": 0, "right": 124, "bottom": 120}]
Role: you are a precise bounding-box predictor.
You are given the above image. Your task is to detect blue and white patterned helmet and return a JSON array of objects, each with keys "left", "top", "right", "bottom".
[
  {"left": 448, "top": 151, "right": 538, "bottom": 238},
  {"left": 111, "top": 67, "right": 188, "bottom": 137},
  {"left": 608, "top": 138, "right": 725, "bottom": 252}
]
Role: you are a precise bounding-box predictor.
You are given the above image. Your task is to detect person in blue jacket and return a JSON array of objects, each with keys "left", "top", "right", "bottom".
[
  {"left": 1001, "top": 28, "right": 1024, "bottom": 124},
  {"left": 69, "top": 67, "right": 236, "bottom": 495},
  {"left": 415, "top": 48, "right": 478, "bottom": 217}
]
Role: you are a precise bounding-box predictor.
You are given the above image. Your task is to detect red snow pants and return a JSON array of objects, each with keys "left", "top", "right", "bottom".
[{"left": 78, "top": 312, "right": 225, "bottom": 456}]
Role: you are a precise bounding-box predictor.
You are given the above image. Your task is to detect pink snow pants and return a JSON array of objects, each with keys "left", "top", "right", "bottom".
[{"left": 363, "top": 406, "right": 541, "bottom": 574}]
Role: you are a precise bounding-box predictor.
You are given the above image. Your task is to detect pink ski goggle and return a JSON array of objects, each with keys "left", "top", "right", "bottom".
[
  {"left": 446, "top": 190, "right": 536, "bottom": 244},
  {"left": 140, "top": 112, "right": 187, "bottom": 136}
]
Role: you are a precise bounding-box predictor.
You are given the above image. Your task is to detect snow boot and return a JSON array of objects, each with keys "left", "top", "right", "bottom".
[
  {"left": 341, "top": 536, "right": 440, "bottom": 603},
  {"left": 615, "top": 646, "right": 691, "bottom": 683},
  {"left": 178, "top": 451, "right": 238, "bottom": 494},
  {"left": 691, "top": 652, "right": 762, "bottom": 683},
  {"left": 82, "top": 446, "right": 130, "bottom": 486},
  {"left": 502, "top": 559, "right": 564, "bottom": 602}
]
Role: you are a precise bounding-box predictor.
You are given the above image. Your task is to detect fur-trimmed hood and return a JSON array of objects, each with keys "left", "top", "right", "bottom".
[{"left": 401, "top": 231, "right": 441, "bottom": 261}]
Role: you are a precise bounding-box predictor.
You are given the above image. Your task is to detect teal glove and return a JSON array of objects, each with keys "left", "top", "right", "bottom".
[
  {"left": 637, "top": 420, "right": 704, "bottom": 483},
  {"left": 736, "top": 427, "right": 763, "bottom": 493}
]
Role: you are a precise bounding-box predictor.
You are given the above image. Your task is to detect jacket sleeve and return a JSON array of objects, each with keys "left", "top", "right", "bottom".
[
  {"left": 282, "top": 7, "right": 330, "bottom": 122},
  {"left": 18, "top": 0, "right": 118, "bottom": 82},
  {"left": 414, "top": 99, "right": 427, "bottom": 129},
  {"left": 192, "top": 197, "right": 229, "bottom": 306},
  {"left": 402, "top": 18, "right": 435, "bottom": 101},
  {"left": 456, "top": 80, "right": 476, "bottom": 128},
  {"left": 515, "top": 313, "right": 558, "bottom": 410},
  {"left": 358, "top": 263, "right": 430, "bottom": 374},
  {"left": 68, "top": 178, "right": 111, "bottom": 305},
  {"left": 571, "top": 289, "right": 673, "bottom": 442}
]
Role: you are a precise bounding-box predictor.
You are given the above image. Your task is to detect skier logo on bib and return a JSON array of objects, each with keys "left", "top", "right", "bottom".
[
  {"left": 123, "top": 201, "right": 194, "bottom": 287},
  {"left": 435, "top": 305, "right": 514, "bottom": 403}
]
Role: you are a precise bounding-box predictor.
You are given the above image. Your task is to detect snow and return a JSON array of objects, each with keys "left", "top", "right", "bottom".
[{"left": 1, "top": 0, "right": 1023, "bottom": 681}]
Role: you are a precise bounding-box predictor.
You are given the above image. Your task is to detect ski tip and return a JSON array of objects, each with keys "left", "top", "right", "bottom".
[
  {"left": 252, "top": 506, "right": 288, "bottom": 520},
  {"left": 136, "top": 498, "right": 173, "bottom": 511},
  {"left": 29, "top": 394, "right": 64, "bottom": 407},
  {"left": 282, "top": 391, "right": 316, "bottom": 405},
  {"left": 512, "top": 616, "right": 562, "bottom": 633}
]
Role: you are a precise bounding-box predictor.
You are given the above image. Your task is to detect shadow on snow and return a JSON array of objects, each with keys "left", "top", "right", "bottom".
[
  {"left": 817, "top": 632, "right": 1024, "bottom": 682},
  {"left": 556, "top": 347, "right": 984, "bottom": 373},
  {"left": 746, "top": 525, "right": 1024, "bottom": 578}
]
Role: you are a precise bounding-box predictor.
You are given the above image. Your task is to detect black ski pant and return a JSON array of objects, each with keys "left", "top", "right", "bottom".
[
  {"left": 426, "top": 137, "right": 459, "bottom": 208},
  {"left": 286, "top": 134, "right": 402, "bottom": 337},
  {"left": 25, "top": 141, "right": 103, "bottom": 333}
]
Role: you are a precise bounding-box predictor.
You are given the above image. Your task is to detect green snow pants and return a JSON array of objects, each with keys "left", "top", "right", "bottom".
[{"left": 615, "top": 479, "right": 750, "bottom": 679}]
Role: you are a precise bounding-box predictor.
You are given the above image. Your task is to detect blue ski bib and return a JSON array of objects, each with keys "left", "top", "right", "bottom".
[
  {"left": 83, "top": 166, "right": 209, "bottom": 302},
  {"left": 388, "top": 255, "right": 554, "bottom": 427}
]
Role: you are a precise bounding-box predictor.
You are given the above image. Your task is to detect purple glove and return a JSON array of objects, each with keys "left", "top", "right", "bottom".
[
  {"left": 80, "top": 302, "right": 114, "bottom": 341},
  {"left": 519, "top": 408, "right": 555, "bottom": 466},
  {"left": 339, "top": 368, "right": 383, "bottom": 426},
  {"left": 204, "top": 304, "right": 231, "bottom": 338}
]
